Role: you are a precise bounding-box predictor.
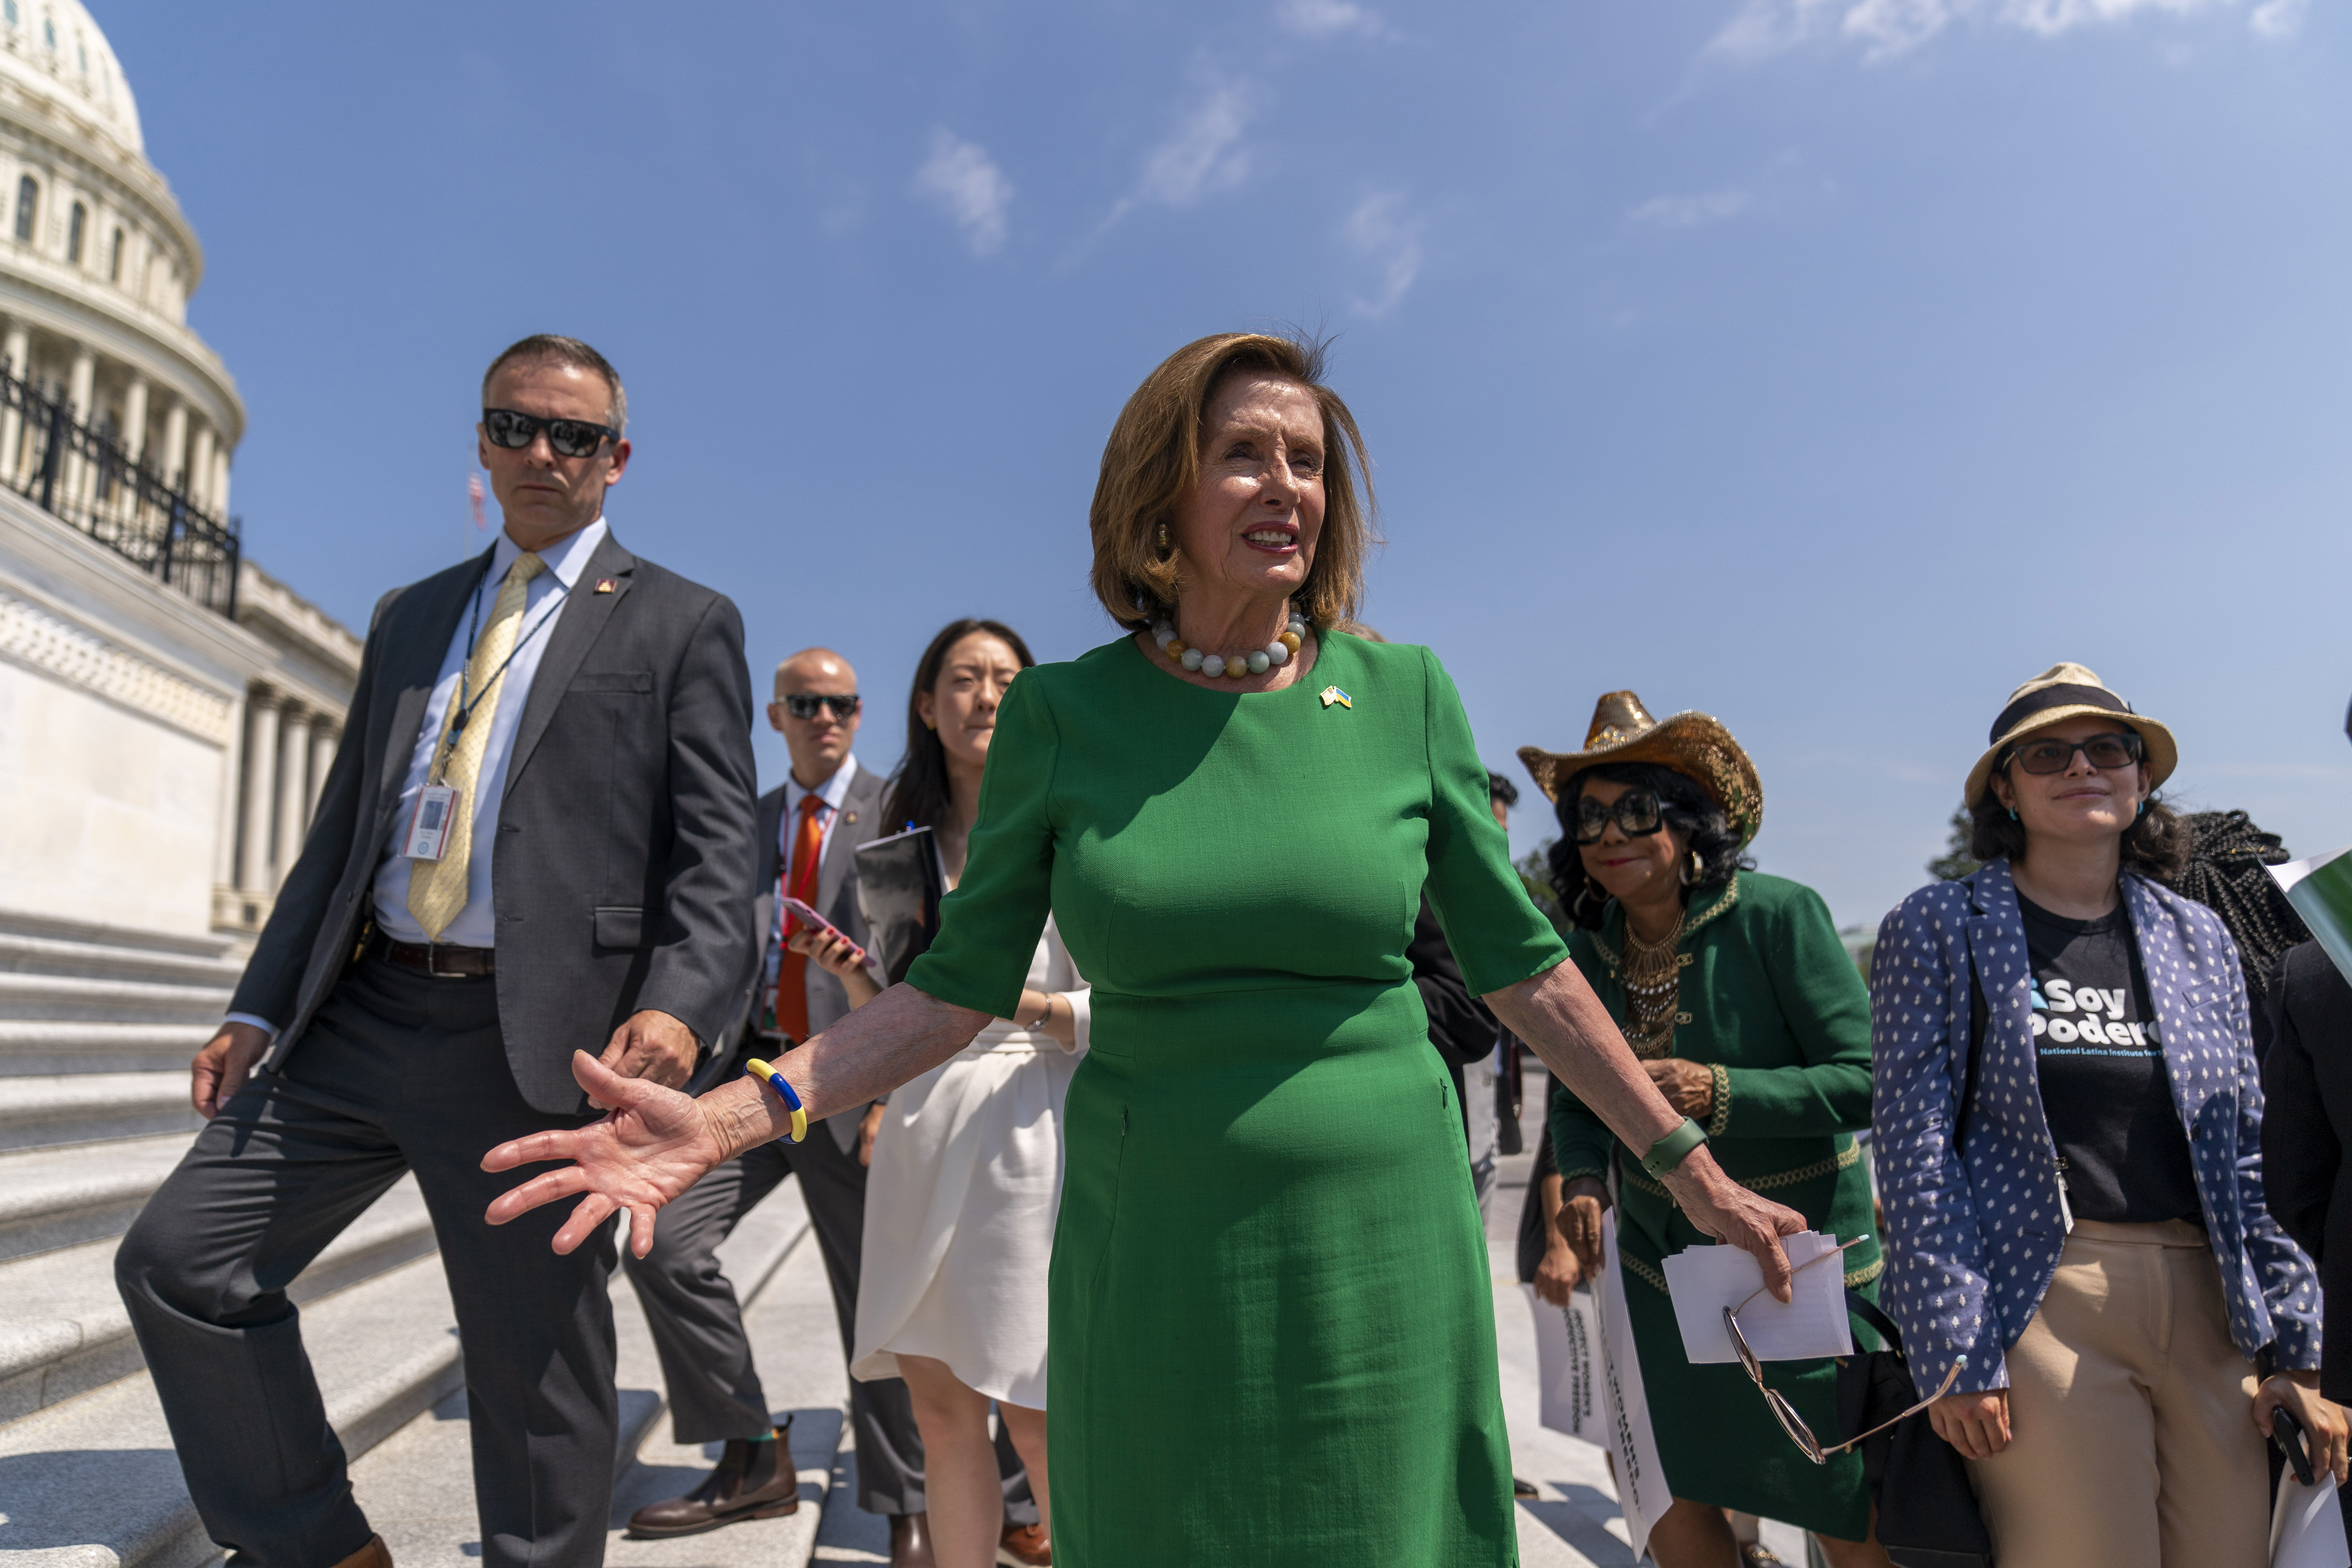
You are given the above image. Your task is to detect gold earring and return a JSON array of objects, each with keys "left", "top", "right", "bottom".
[{"left": 1155, "top": 522, "right": 1170, "bottom": 554}]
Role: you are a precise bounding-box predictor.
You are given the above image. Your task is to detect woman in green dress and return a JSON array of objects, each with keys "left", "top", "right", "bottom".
[
  {"left": 482, "top": 334, "right": 1808, "bottom": 1566},
  {"left": 1520, "top": 693, "right": 1889, "bottom": 1568}
]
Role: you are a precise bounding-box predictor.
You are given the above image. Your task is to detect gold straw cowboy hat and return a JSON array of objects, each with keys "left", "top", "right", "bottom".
[
  {"left": 1962, "top": 662, "right": 2178, "bottom": 808},
  {"left": 1518, "top": 691, "right": 1764, "bottom": 846}
]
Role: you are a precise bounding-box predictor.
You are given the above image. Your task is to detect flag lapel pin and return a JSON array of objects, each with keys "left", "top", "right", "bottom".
[
  {"left": 594, "top": 577, "right": 617, "bottom": 594},
  {"left": 1319, "top": 685, "right": 1352, "bottom": 709}
]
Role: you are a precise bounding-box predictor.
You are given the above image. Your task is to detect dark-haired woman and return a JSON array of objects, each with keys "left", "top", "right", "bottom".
[
  {"left": 799, "top": 619, "right": 1089, "bottom": 1568},
  {"left": 1871, "top": 663, "right": 2338, "bottom": 1568},
  {"left": 1521, "top": 692, "right": 1886, "bottom": 1568}
]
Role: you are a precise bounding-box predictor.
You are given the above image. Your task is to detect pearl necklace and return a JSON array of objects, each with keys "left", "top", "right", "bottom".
[{"left": 1153, "top": 610, "right": 1308, "bottom": 680}]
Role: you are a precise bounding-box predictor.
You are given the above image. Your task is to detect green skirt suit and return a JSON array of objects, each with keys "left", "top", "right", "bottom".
[
  {"left": 1548, "top": 872, "right": 1881, "bottom": 1538},
  {"left": 906, "top": 632, "right": 1568, "bottom": 1566}
]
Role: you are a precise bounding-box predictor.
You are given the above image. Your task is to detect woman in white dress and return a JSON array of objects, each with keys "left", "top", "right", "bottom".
[{"left": 795, "top": 618, "right": 1087, "bottom": 1568}]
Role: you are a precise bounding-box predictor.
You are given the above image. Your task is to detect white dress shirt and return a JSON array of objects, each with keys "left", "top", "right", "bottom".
[
  {"left": 760, "top": 755, "right": 860, "bottom": 997},
  {"left": 225, "top": 518, "right": 606, "bottom": 1039}
]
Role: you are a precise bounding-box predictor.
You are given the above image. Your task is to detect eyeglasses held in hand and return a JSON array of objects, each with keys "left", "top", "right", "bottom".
[
  {"left": 1723, "top": 1239, "right": 1966, "bottom": 1464},
  {"left": 780, "top": 693, "right": 861, "bottom": 720},
  {"left": 482, "top": 407, "right": 619, "bottom": 460},
  {"left": 1574, "top": 788, "right": 1665, "bottom": 844},
  {"left": 2002, "top": 731, "right": 2143, "bottom": 777}
]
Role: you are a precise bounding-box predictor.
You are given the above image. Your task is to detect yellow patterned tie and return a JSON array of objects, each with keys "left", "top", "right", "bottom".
[{"left": 407, "top": 552, "right": 546, "bottom": 940}]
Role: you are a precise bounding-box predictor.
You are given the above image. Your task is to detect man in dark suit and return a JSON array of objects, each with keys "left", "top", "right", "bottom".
[
  {"left": 114, "top": 336, "right": 758, "bottom": 1568},
  {"left": 619, "top": 650, "right": 1036, "bottom": 1564}
]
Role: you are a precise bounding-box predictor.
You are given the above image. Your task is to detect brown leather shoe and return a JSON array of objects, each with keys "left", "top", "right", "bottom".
[
  {"left": 891, "top": 1510, "right": 938, "bottom": 1568},
  {"left": 997, "top": 1520, "right": 1051, "bottom": 1564},
  {"left": 328, "top": 1537, "right": 392, "bottom": 1568},
  {"left": 625, "top": 1423, "right": 799, "bottom": 1537}
]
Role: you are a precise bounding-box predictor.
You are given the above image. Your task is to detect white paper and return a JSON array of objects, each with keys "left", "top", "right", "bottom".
[
  {"left": 1661, "top": 1230, "right": 1856, "bottom": 1365},
  {"left": 1524, "top": 1283, "right": 1602, "bottom": 1440},
  {"left": 2270, "top": 1473, "right": 2349, "bottom": 1568},
  {"left": 1597, "top": 1211, "right": 1668, "bottom": 1559}
]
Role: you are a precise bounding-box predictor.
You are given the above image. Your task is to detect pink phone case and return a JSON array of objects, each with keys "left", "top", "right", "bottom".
[{"left": 781, "top": 897, "right": 864, "bottom": 959}]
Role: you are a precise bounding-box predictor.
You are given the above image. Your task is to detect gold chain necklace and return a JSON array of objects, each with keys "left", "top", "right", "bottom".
[{"left": 1620, "top": 906, "right": 1686, "bottom": 1059}]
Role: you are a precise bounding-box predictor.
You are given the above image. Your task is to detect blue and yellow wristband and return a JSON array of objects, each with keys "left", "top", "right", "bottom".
[{"left": 743, "top": 1058, "right": 808, "bottom": 1144}]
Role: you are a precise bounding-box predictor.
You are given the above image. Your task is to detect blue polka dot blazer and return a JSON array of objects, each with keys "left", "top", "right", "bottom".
[{"left": 1868, "top": 858, "right": 2320, "bottom": 1394}]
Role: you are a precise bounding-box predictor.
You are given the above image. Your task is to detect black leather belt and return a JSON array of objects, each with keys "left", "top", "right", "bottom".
[{"left": 368, "top": 929, "right": 496, "bottom": 978}]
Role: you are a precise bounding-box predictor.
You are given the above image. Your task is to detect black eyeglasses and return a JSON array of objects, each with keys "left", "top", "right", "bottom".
[
  {"left": 2004, "top": 731, "right": 2143, "bottom": 777},
  {"left": 1574, "top": 789, "right": 1664, "bottom": 845},
  {"left": 482, "top": 407, "right": 619, "bottom": 459},
  {"left": 1723, "top": 1239, "right": 1965, "bottom": 1464},
  {"left": 780, "top": 693, "right": 860, "bottom": 720}
]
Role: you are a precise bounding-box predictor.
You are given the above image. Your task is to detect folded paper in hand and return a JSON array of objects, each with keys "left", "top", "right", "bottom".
[{"left": 1661, "top": 1230, "right": 1855, "bottom": 1364}]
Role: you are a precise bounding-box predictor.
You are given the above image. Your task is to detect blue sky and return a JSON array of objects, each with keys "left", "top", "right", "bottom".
[{"left": 104, "top": 0, "right": 2352, "bottom": 929}]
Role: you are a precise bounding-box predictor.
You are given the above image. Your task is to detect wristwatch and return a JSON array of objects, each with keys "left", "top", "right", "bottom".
[{"left": 1639, "top": 1117, "right": 1708, "bottom": 1180}]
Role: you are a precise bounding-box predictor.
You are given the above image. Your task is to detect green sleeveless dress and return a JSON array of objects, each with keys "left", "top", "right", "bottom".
[{"left": 906, "top": 632, "right": 1568, "bottom": 1566}]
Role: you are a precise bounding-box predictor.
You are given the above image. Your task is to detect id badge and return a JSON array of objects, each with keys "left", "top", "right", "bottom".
[{"left": 402, "top": 783, "right": 459, "bottom": 861}]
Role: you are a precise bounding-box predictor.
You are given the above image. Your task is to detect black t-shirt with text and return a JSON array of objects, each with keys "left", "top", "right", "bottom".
[{"left": 2018, "top": 893, "right": 2202, "bottom": 1226}]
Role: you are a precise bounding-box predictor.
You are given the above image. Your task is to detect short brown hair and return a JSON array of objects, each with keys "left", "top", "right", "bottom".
[
  {"left": 481, "top": 334, "right": 627, "bottom": 433},
  {"left": 1088, "top": 332, "right": 1376, "bottom": 630}
]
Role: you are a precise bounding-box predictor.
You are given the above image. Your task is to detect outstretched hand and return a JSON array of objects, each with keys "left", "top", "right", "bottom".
[
  {"left": 481, "top": 1051, "right": 729, "bottom": 1258},
  {"left": 1663, "top": 1149, "right": 1805, "bottom": 1301}
]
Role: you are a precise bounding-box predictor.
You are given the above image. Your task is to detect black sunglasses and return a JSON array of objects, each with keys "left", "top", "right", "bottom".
[
  {"left": 780, "top": 693, "right": 860, "bottom": 720},
  {"left": 482, "top": 407, "right": 619, "bottom": 460},
  {"left": 1574, "top": 788, "right": 1665, "bottom": 845},
  {"left": 2003, "top": 731, "right": 2143, "bottom": 777}
]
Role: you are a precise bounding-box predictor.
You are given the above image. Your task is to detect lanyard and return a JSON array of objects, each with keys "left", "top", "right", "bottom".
[{"left": 432, "top": 560, "right": 570, "bottom": 780}]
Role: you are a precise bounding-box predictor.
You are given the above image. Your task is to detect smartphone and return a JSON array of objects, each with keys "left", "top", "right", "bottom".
[
  {"left": 2274, "top": 1404, "right": 2316, "bottom": 1487},
  {"left": 780, "top": 896, "right": 865, "bottom": 962}
]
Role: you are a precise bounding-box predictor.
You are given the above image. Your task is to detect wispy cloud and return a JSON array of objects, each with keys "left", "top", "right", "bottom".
[
  {"left": 1103, "top": 76, "right": 1257, "bottom": 229},
  {"left": 911, "top": 130, "right": 1013, "bottom": 255},
  {"left": 1276, "top": 0, "right": 1389, "bottom": 38},
  {"left": 1631, "top": 188, "right": 1757, "bottom": 228},
  {"left": 1344, "top": 193, "right": 1423, "bottom": 316},
  {"left": 1709, "top": 0, "right": 2305, "bottom": 62}
]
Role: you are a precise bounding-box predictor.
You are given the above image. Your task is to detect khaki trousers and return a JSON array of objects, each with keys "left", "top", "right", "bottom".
[{"left": 1968, "top": 1218, "right": 2267, "bottom": 1568}]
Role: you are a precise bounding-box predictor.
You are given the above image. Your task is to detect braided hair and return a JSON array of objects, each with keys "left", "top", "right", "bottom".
[{"left": 2168, "top": 810, "right": 2309, "bottom": 1009}]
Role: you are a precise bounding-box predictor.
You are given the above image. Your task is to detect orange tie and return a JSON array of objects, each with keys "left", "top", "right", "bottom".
[{"left": 773, "top": 793, "right": 827, "bottom": 1042}]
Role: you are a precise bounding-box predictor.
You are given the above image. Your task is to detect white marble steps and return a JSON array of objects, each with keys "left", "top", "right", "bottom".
[
  {"left": 351, "top": 1183, "right": 818, "bottom": 1566},
  {"left": 0, "top": 1022, "right": 213, "bottom": 1078},
  {"left": 0, "top": 1249, "right": 464, "bottom": 1568},
  {"left": 0, "top": 1074, "right": 204, "bottom": 1152},
  {"left": 0, "top": 929, "right": 244, "bottom": 990},
  {"left": 0, "top": 1135, "right": 194, "bottom": 1262},
  {"left": 0, "top": 973, "right": 232, "bottom": 1028},
  {"left": 0, "top": 1177, "right": 438, "bottom": 1425}
]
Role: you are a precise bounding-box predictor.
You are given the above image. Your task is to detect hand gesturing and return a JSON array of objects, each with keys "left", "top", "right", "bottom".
[{"left": 481, "top": 1051, "right": 730, "bottom": 1257}]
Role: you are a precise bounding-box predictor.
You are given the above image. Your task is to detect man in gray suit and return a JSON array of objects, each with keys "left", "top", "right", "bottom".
[
  {"left": 620, "top": 649, "right": 1036, "bottom": 1562},
  {"left": 114, "top": 336, "right": 758, "bottom": 1568}
]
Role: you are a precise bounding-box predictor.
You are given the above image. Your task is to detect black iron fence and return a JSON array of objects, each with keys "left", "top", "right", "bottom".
[{"left": 0, "top": 361, "right": 240, "bottom": 615}]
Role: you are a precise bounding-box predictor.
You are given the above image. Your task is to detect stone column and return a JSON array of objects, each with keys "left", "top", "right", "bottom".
[
  {"left": 236, "top": 689, "right": 279, "bottom": 896},
  {"left": 212, "top": 446, "right": 230, "bottom": 517},
  {"left": 187, "top": 422, "right": 214, "bottom": 512},
  {"left": 274, "top": 705, "right": 311, "bottom": 891},
  {"left": 60, "top": 343, "right": 93, "bottom": 510},
  {"left": 0, "top": 318, "right": 25, "bottom": 483},
  {"left": 160, "top": 396, "right": 187, "bottom": 489},
  {"left": 211, "top": 686, "right": 247, "bottom": 890},
  {"left": 121, "top": 372, "right": 147, "bottom": 465},
  {"left": 308, "top": 722, "right": 338, "bottom": 821}
]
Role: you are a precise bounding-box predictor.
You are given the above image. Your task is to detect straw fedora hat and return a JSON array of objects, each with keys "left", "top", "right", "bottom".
[
  {"left": 1961, "top": 662, "right": 2179, "bottom": 808},
  {"left": 1517, "top": 691, "right": 1764, "bottom": 845}
]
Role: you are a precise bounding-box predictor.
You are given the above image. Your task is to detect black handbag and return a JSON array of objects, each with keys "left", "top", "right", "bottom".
[
  {"left": 1837, "top": 1290, "right": 1994, "bottom": 1568},
  {"left": 1833, "top": 948, "right": 1997, "bottom": 1567}
]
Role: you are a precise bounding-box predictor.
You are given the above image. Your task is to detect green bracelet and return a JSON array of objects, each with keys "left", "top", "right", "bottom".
[{"left": 1639, "top": 1117, "right": 1708, "bottom": 1180}]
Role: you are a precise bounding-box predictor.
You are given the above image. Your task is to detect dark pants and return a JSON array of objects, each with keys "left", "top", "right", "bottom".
[
  {"left": 115, "top": 958, "right": 618, "bottom": 1568},
  {"left": 618, "top": 1107, "right": 1034, "bottom": 1521}
]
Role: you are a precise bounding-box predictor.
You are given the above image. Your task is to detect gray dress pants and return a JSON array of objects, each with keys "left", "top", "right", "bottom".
[
  {"left": 115, "top": 957, "right": 618, "bottom": 1568},
  {"left": 619, "top": 1104, "right": 1035, "bottom": 1521}
]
